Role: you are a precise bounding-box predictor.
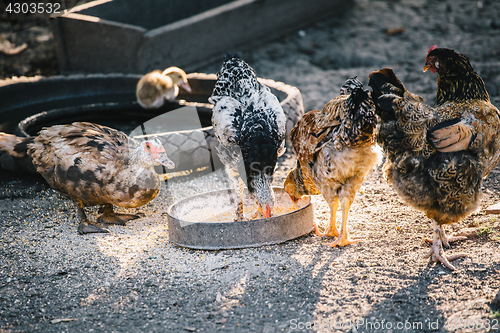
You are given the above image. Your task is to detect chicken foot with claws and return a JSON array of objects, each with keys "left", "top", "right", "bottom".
[
  {"left": 326, "top": 197, "right": 363, "bottom": 247},
  {"left": 425, "top": 219, "right": 469, "bottom": 270},
  {"left": 314, "top": 197, "right": 339, "bottom": 237}
]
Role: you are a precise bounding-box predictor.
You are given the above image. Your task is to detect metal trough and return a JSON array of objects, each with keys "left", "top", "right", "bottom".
[{"left": 167, "top": 187, "right": 313, "bottom": 250}]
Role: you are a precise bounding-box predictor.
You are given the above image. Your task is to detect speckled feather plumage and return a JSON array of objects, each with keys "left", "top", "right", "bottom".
[
  {"left": 3, "top": 122, "right": 163, "bottom": 208},
  {"left": 290, "top": 78, "right": 377, "bottom": 162},
  {"left": 428, "top": 48, "right": 490, "bottom": 105},
  {"left": 285, "top": 77, "right": 380, "bottom": 210},
  {"left": 210, "top": 56, "right": 261, "bottom": 104},
  {"left": 369, "top": 54, "right": 500, "bottom": 225},
  {"left": 209, "top": 55, "right": 286, "bottom": 155},
  {"left": 209, "top": 55, "right": 286, "bottom": 213}
]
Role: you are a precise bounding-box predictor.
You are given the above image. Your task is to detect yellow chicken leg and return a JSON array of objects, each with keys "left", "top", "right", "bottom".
[
  {"left": 326, "top": 197, "right": 362, "bottom": 247},
  {"left": 425, "top": 219, "right": 468, "bottom": 270},
  {"left": 314, "top": 197, "right": 340, "bottom": 237}
]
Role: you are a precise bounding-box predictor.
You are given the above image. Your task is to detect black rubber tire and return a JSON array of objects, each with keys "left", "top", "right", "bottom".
[{"left": 0, "top": 73, "right": 304, "bottom": 172}]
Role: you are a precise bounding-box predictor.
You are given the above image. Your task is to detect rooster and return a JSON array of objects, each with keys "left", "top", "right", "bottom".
[
  {"left": 369, "top": 46, "right": 500, "bottom": 270},
  {"left": 284, "top": 78, "right": 380, "bottom": 247},
  {"left": 136, "top": 67, "right": 192, "bottom": 109},
  {"left": 0, "top": 122, "right": 175, "bottom": 234},
  {"left": 209, "top": 54, "right": 286, "bottom": 220}
]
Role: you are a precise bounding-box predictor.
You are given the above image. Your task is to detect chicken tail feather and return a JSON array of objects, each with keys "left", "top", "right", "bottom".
[
  {"left": 341, "top": 77, "right": 371, "bottom": 110},
  {"left": 369, "top": 68, "right": 407, "bottom": 121}
]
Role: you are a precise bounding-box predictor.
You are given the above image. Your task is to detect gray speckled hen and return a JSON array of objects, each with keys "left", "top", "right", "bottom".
[
  {"left": 0, "top": 122, "right": 174, "bottom": 234},
  {"left": 209, "top": 54, "right": 286, "bottom": 220}
]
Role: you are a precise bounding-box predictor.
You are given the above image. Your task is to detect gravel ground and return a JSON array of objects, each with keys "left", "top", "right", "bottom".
[{"left": 1, "top": 0, "right": 500, "bottom": 332}]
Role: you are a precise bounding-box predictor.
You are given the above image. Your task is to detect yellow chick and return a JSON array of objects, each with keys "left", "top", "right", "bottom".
[{"left": 136, "top": 67, "right": 192, "bottom": 109}]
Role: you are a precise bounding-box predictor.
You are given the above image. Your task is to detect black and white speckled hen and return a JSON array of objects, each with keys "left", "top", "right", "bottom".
[
  {"left": 209, "top": 54, "right": 286, "bottom": 220},
  {"left": 369, "top": 46, "right": 500, "bottom": 270},
  {"left": 0, "top": 122, "right": 174, "bottom": 234},
  {"left": 284, "top": 78, "right": 380, "bottom": 247}
]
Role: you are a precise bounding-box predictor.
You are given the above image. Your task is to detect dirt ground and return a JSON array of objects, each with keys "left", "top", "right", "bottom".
[{"left": 1, "top": 0, "right": 500, "bottom": 332}]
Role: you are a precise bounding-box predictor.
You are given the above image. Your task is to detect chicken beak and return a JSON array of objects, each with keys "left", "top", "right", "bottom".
[
  {"left": 256, "top": 204, "right": 272, "bottom": 219},
  {"left": 179, "top": 81, "right": 192, "bottom": 93},
  {"left": 424, "top": 60, "right": 438, "bottom": 74},
  {"left": 263, "top": 204, "right": 272, "bottom": 219}
]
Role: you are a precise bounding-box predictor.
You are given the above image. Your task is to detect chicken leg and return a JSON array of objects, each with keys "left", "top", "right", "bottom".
[
  {"left": 425, "top": 219, "right": 469, "bottom": 270},
  {"left": 326, "top": 197, "right": 363, "bottom": 247},
  {"left": 314, "top": 197, "right": 340, "bottom": 237}
]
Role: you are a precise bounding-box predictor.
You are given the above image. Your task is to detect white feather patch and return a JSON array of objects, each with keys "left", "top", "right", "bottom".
[
  {"left": 211, "top": 96, "right": 242, "bottom": 145},
  {"left": 256, "top": 88, "right": 286, "bottom": 139}
]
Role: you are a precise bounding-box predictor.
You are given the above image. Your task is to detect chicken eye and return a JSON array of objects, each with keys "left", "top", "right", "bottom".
[{"left": 145, "top": 143, "right": 151, "bottom": 150}]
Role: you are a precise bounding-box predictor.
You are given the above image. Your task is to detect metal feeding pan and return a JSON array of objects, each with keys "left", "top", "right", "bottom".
[{"left": 167, "top": 187, "right": 313, "bottom": 250}]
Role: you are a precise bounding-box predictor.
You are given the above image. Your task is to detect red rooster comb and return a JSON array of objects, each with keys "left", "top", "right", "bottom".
[{"left": 427, "top": 45, "right": 437, "bottom": 55}]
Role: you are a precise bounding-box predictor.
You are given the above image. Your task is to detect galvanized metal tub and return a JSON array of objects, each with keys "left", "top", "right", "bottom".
[{"left": 167, "top": 187, "right": 313, "bottom": 250}]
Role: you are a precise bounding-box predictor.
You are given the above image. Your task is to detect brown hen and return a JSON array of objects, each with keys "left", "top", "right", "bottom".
[
  {"left": 284, "top": 78, "right": 380, "bottom": 247},
  {"left": 369, "top": 46, "right": 500, "bottom": 270}
]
